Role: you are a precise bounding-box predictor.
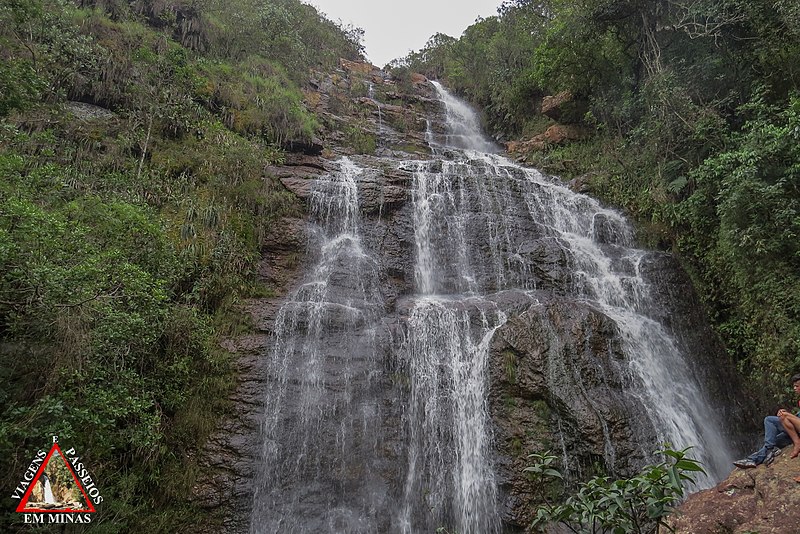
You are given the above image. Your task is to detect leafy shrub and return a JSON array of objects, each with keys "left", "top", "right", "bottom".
[
  {"left": 528, "top": 448, "right": 704, "bottom": 534},
  {"left": 676, "top": 93, "right": 800, "bottom": 384}
]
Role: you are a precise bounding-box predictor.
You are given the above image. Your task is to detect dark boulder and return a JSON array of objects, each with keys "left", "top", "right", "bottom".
[
  {"left": 283, "top": 137, "right": 324, "bottom": 156},
  {"left": 490, "top": 298, "right": 657, "bottom": 529}
]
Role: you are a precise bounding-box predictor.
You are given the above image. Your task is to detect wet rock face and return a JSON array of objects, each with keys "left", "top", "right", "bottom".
[
  {"left": 192, "top": 216, "right": 309, "bottom": 533},
  {"left": 518, "top": 237, "right": 572, "bottom": 288},
  {"left": 350, "top": 159, "right": 413, "bottom": 215},
  {"left": 485, "top": 248, "right": 754, "bottom": 530},
  {"left": 191, "top": 335, "right": 271, "bottom": 534},
  {"left": 489, "top": 298, "right": 658, "bottom": 529},
  {"left": 194, "top": 147, "right": 748, "bottom": 533},
  {"left": 195, "top": 146, "right": 747, "bottom": 531}
]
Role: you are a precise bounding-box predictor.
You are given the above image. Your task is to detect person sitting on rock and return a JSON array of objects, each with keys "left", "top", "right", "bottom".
[{"left": 733, "top": 373, "right": 800, "bottom": 469}]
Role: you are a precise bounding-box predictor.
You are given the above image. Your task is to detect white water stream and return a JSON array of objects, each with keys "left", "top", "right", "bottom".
[
  {"left": 397, "top": 83, "right": 732, "bottom": 533},
  {"left": 43, "top": 475, "right": 56, "bottom": 504}
]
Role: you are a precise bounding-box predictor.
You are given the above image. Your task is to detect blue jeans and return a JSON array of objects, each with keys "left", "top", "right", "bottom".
[{"left": 748, "top": 415, "right": 793, "bottom": 464}]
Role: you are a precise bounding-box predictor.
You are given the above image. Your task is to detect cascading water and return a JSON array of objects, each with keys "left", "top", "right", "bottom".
[
  {"left": 250, "top": 79, "right": 735, "bottom": 533},
  {"left": 251, "top": 158, "right": 390, "bottom": 534},
  {"left": 398, "top": 299, "right": 505, "bottom": 534},
  {"left": 422, "top": 81, "right": 734, "bottom": 484},
  {"left": 430, "top": 81, "right": 498, "bottom": 154},
  {"left": 42, "top": 474, "right": 56, "bottom": 504},
  {"left": 397, "top": 144, "right": 512, "bottom": 534}
]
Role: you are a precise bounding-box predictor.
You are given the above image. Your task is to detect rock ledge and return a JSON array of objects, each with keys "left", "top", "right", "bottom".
[{"left": 670, "top": 446, "right": 800, "bottom": 534}]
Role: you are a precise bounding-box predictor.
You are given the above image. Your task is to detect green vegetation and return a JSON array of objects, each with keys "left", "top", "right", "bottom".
[
  {"left": 0, "top": 0, "right": 362, "bottom": 530},
  {"left": 526, "top": 448, "right": 704, "bottom": 533},
  {"left": 395, "top": 0, "right": 800, "bottom": 399},
  {"left": 502, "top": 349, "right": 518, "bottom": 383},
  {"left": 344, "top": 123, "right": 377, "bottom": 154}
]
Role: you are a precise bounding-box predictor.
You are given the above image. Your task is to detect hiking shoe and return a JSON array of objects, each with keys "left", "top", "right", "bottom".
[
  {"left": 733, "top": 458, "right": 758, "bottom": 469},
  {"left": 764, "top": 447, "right": 783, "bottom": 466}
]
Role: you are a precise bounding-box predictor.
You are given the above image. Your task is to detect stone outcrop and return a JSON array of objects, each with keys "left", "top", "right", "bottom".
[
  {"left": 66, "top": 101, "right": 116, "bottom": 121},
  {"left": 541, "top": 91, "right": 573, "bottom": 120},
  {"left": 506, "top": 124, "right": 588, "bottom": 157},
  {"left": 543, "top": 124, "right": 587, "bottom": 144},
  {"left": 339, "top": 58, "right": 378, "bottom": 76},
  {"left": 507, "top": 91, "right": 590, "bottom": 160},
  {"left": 507, "top": 137, "right": 547, "bottom": 154},
  {"left": 670, "top": 446, "right": 800, "bottom": 533},
  {"left": 541, "top": 91, "right": 588, "bottom": 124},
  {"left": 304, "top": 60, "right": 442, "bottom": 159},
  {"left": 267, "top": 153, "right": 331, "bottom": 201},
  {"left": 490, "top": 298, "right": 657, "bottom": 529}
]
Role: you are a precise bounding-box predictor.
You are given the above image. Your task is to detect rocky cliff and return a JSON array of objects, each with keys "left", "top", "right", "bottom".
[{"left": 486, "top": 252, "right": 755, "bottom": 530}]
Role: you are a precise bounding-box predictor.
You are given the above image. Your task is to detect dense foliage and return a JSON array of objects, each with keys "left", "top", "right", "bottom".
[
  {"left": 0, "top": 0, "right": 362, "bottom": 530},
  {"left": 394, "top": 0, "right": 800, "bottom": 399},
  {"left": 526, "top": 448, "right": 704, "bottom": 533}
]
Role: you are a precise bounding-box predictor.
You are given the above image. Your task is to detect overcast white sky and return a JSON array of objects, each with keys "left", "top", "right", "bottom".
[{"left": 307, "top": 0, "right": 503, "bottom": 67}]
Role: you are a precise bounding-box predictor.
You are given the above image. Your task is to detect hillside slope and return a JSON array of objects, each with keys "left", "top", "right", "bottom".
[{"left": 0, "top": 0, "right": 363, "bottom": 530}]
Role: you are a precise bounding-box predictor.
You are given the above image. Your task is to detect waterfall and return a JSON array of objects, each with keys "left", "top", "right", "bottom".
[
  {"left": 250, "top": 79, "right": 734, "bottom": 533},
  {"left": 416, "top": 82, "right": 733, "bottom": 486},
  {"left": 430, "top": 81, "right": 498, "bottom": 153},
  {"left": 251, "top": 158, "right": 388, "bottom": 534},
  {"left": 398, "top": 155, "right": 514, "bottom": 533},
  {"left": 42, "top": 474, "right": 56, "bottom": 504},
  {"left": 398, "top": 299, "right": 505, "bottom": 534}
]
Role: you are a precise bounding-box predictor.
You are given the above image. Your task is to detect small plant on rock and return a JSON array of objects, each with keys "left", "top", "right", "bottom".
[{"left": 528, "top": 447, "right": 704, "bottom": 534}]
